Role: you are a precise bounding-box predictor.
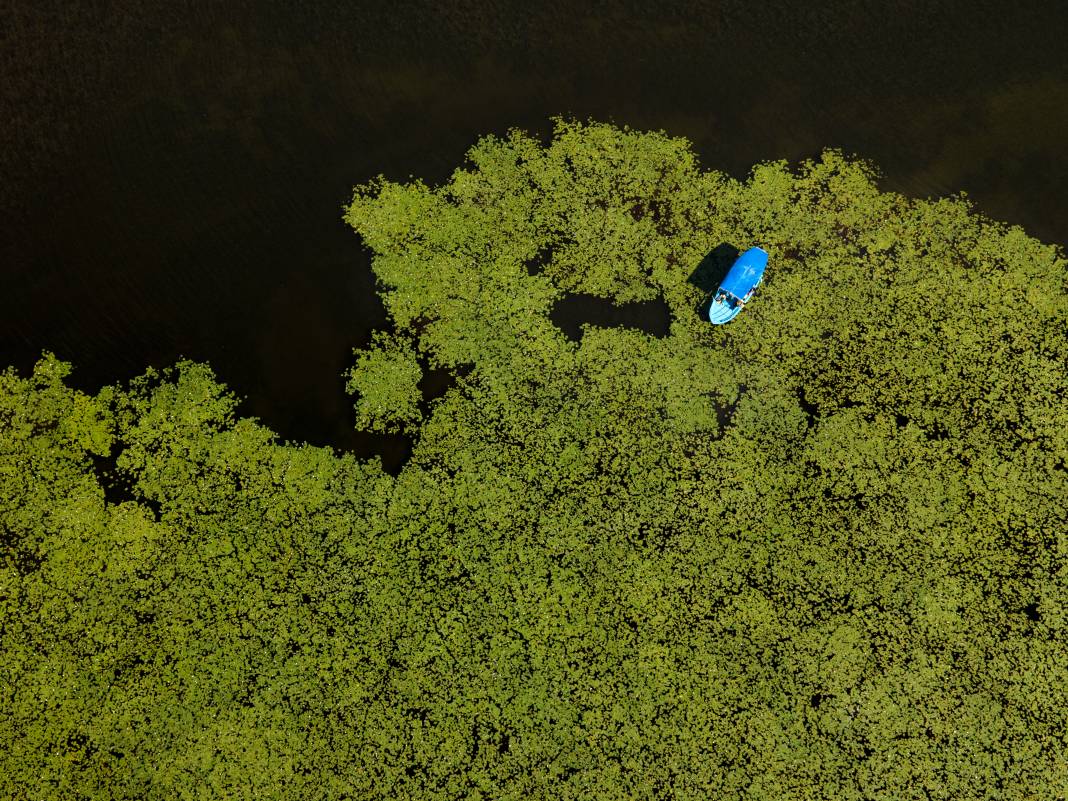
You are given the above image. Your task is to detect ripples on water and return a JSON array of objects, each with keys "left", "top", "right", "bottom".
[{"left": 3, "top": 0, "right": 1067, "bottom": 460}]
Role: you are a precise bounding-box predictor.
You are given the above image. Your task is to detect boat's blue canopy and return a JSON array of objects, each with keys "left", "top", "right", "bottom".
[
  {"left": 708, "top": 247, "right": 768, "bottom": 325},
  {"left": 718, "top": 247, "right": 768, "bottom": 300}
]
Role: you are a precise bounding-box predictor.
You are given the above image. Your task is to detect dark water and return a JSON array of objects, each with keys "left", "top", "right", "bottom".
[{"left": 4, "top": 1, "right": 1068, "bottom": 464}]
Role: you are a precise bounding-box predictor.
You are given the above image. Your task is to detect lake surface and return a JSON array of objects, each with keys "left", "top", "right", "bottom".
[{"left": 4, "top": 0, "right": 1067, "bottom": 469}]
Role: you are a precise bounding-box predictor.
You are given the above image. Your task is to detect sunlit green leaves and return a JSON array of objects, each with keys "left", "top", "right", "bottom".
[{"left": 345, "top": 330, "right": 423, "bottom": 434}]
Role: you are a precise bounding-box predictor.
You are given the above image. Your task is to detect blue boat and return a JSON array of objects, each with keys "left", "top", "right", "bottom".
[{"left": 708, "top": 247, "right": 768, "bottom": 325}]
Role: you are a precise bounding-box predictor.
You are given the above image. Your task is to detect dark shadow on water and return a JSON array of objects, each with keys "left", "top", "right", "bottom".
[
  {"left": 713, "top": 382, "right": 748, "bottom": 432},
  {"left": 550, "top": 293, "right": 672, "bottom": 343},
  {"left": 350, "top": 429, "right": 411, "bottom": 477},
  {"left": 525, "top": 244, "right": 554, "bottom": 276},
  {"left": 689, "top": 244, "right": 740, "bottom": 320},
  {"left": 353, "top": 359, "right": 472, "bottom": 477},
  {"left": 798, "top": 387, "right": 820, "bottom": 427},
  {"left": 418, "top": 364, "right": 459, "bottom": 406}
]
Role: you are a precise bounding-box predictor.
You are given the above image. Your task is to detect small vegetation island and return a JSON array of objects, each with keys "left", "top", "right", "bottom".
[{"left": 3, "top": 119, "right": 1067, "bottom": 799}]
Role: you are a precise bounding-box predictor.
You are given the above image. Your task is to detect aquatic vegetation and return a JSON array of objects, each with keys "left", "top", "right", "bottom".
[{"left": 2, "top": 119, "right": 1066, "bottom": 799}]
